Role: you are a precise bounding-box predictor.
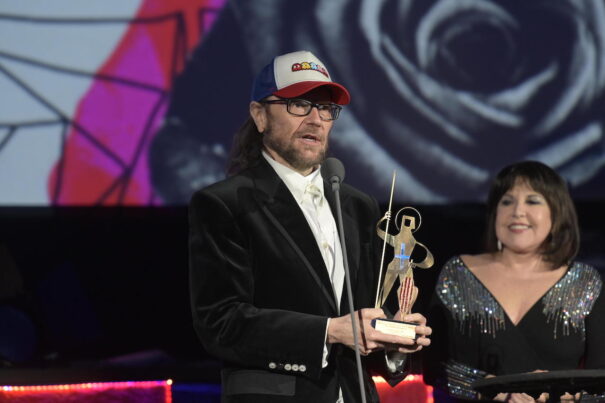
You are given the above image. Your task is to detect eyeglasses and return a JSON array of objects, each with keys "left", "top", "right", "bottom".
[{"left": 260, "top": 98, "right": 342, "bottom": 121}]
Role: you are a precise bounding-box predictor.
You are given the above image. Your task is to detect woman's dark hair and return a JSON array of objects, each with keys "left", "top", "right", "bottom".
[
  {"left": 227, "top": 117, "right": 264, "bottom": 176},
  {"left": 484, "top": 161, "right": 580, "bottom": 269}
]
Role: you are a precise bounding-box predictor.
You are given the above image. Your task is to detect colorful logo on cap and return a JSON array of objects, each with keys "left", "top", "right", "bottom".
[{"left": 291, "top": 61, "right": 329, "bottom": 78}]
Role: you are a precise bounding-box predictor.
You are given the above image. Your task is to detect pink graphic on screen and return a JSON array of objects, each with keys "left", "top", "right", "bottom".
[{"left": 48, "top": 0, "right": 226, "bottom": 205}]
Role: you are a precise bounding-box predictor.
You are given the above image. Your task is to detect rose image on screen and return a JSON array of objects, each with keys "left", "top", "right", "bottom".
[{"left": 150, "top": 0, "right": 605, "bottom": 204}]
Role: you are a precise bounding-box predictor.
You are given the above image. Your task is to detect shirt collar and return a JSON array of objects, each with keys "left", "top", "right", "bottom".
[{"left": 262, "top": 151, "right": 324, "bottom": 204}]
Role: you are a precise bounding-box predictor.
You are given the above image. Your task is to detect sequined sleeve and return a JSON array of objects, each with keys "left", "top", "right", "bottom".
[
  {"left": 428, "top": 256, "right": 495, "bottom": 400},
  {"left": 541, "top": 262, "right": 603, "bottom": 339},
  {"left": 436, "top": 256, "right": 505, "bottom": 337},
  {"left": 443, "top": 360, "right": 488, "bottom": 400},
  {"left": 583, "top": 266, "right": 605, "bottom": 368}
]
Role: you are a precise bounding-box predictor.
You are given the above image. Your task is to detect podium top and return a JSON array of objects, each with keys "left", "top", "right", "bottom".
[{"left": 472, "top": 369, "right": 605, "bottom": 399}]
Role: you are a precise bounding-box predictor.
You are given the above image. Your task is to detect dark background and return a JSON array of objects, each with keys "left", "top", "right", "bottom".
[{"left": 1, "top": 202, "right": 603, "bottom": 381}]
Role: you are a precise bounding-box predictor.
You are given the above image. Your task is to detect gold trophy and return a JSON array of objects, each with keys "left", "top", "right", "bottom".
[{"left": 372, "top": 172, "right": 434, "bottom": 339}]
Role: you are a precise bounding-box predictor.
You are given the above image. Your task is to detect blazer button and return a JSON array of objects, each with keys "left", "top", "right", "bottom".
[
  {"left": 292, "top": 364, "right": 299, "bottom": 371},
  {"left": 299, "top": 365, "right": 306, "bottom": 372},
  {"left": 284, "top": 364, "right": 292, "bottom": 371},
  {"left": 269, "top": 362, "right": 276, "bottom": 369}
]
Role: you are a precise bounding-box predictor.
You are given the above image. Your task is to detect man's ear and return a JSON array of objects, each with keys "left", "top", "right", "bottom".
[{"left": 250, "top": 101, "right": 267, "bottom": 133}]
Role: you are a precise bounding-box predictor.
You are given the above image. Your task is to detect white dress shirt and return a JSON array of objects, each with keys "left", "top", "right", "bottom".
[{"left": 262, "top": 152, "right": 344, "bottom": 312}]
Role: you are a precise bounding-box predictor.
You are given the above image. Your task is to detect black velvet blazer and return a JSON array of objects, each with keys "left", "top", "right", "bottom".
[{"left": 189, "top": 158, "right": 384, "bottom": 402}]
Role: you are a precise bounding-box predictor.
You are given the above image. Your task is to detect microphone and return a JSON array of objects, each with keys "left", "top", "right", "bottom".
[
  {"left": 322, "top": 157, "right": 367, "bottom": 403},
  {"left": 321, "top": 157, "right": 345, "bottom": 191}
]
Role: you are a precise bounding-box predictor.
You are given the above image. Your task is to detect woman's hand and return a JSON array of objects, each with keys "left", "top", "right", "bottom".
[
  {"left": 491, "top": 369, "right": 549, "bottom": 402},
  {"left": 493, "top": 392, "right": 548, "bottom": 402}
]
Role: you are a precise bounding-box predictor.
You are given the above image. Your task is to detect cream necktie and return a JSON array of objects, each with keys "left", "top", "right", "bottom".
[
  {"left": 304, "top": 182, "right": 333, "bottom": 266},
  {"left": 305, "top": 183, "right": 344, "bottom": 303},
  {"left": 305, "top": 183, "right": 324, "bottom": 208}
]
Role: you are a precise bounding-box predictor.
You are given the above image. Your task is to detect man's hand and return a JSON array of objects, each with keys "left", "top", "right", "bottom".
[
  {"left": 392, "top": 311, "right": 432, "bottom": 353},
  {"left": 327, "top": 308, "right": 431, "bottom": 355}
]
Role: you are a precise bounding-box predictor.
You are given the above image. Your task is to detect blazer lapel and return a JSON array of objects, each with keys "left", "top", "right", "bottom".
[{"left": 251, "top": 161, "right": 338, "bottom": 313}]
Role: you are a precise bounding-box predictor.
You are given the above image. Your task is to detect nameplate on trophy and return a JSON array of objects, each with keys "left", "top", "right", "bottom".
[{"left": 371, "top": 318, "right": 417, "bottom": 340}]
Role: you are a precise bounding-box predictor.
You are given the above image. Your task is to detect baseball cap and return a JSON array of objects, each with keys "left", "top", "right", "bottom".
[{"left": 251, "top": 50, "right": 350, "bottom": 105}]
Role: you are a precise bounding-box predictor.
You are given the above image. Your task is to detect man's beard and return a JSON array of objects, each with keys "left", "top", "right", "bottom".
[{"left": 263, "top": 130, "right": 328, "bottom": 172}]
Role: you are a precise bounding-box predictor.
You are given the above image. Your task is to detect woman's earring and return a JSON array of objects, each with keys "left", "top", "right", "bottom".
[{"left": 497, "top": 240, "right": 502, "bottom": 251}]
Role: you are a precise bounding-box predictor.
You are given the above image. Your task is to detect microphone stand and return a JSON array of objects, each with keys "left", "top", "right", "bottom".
[{"left": 328, "top": 176, "right": 367, "bottom": 403}]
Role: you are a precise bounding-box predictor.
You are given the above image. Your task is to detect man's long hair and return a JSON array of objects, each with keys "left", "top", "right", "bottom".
[{"left": 227, "top": 117, "right": 263, "bottom": 176}]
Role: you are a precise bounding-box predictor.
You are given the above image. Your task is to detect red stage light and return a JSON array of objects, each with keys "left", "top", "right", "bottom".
[
  {"left": 0, "top": 379, "right": 172, "bottom": 402},
  {"left": 373, "top": 374, "right": 434, "bottom": 403}
]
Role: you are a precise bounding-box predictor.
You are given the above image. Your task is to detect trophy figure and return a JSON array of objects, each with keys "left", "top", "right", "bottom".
[{"left": 372, "top": 173, "right": 434, "bottom": 339}]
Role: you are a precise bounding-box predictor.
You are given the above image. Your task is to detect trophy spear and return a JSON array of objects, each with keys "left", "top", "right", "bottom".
[{"left": 374, "top": 171, "right": 396, "bottom": 309}]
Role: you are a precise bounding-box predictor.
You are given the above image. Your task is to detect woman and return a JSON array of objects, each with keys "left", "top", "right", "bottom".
[{"left": 425, "top": 161, "right": 605, "bottom": 401}]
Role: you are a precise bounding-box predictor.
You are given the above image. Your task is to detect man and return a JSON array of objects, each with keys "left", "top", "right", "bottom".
[{"left": 189, "top": 50, "right": 431, "bottom": 402}]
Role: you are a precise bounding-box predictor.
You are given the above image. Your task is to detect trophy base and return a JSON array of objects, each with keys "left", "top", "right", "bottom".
[{"left": 371, "top": 318, "right": 417, "bottom": 339}]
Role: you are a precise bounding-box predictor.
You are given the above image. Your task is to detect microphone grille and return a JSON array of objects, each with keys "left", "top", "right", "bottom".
[{"left": 321, "top": 157, "right": 345, "bottom": 183}]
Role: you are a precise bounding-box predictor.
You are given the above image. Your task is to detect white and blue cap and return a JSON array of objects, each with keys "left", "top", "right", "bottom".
[{"left": 251, "top": 50, "right": 350, "bottom": 105}]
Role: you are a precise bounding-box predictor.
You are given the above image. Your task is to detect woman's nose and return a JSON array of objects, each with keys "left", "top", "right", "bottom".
[{"left": 512, "top": 202, "right": 525, "bottom": 217}]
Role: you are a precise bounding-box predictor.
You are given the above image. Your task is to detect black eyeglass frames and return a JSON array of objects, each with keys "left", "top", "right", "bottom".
[{"left": 260, "top": 98, "right": 342, "bottom": 121}]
